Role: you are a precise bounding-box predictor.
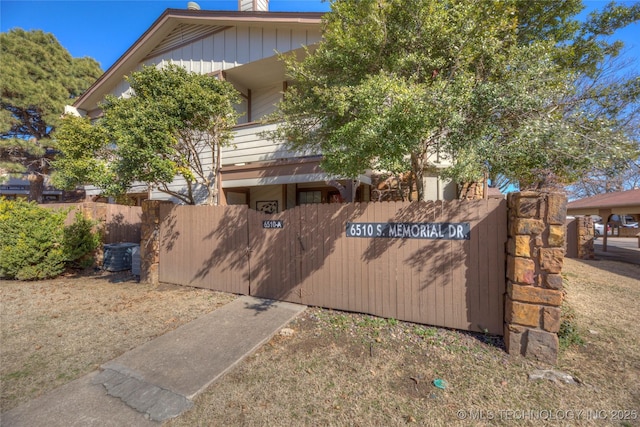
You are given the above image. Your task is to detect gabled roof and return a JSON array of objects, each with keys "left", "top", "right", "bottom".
[
  {"left": 73, "top": 9, "right": 324, "bottom": 111},
  {"left": 567, "top": 189, "right": 640, "bottom": 215}
]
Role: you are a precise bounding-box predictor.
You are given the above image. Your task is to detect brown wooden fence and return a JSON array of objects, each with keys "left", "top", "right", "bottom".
[
  {"left": 565, "top": 218, "right": 578, "bottom": 258},
  {"left": 42, "top": 202, "right": 142, "bottom": 244},
  {"left": 158, "top": 199, "right": 507, "bottom": 334}
]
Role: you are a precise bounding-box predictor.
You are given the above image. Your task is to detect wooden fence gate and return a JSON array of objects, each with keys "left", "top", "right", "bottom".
[{"left": 158, "top": 199, "right": 507, "bottom": 334}]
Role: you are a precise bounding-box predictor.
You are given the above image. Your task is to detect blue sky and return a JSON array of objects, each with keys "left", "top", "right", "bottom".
[
  {"left": 0, "top": 1, "right": 331, "bottom": 70},
  {"left": 0, "top": 0, "right": 638, "bottom": 73}
]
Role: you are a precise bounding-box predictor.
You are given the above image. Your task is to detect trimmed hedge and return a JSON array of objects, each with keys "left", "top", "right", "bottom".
[{"left": 0, "top": 199, "right": 100, "bottom": 280}]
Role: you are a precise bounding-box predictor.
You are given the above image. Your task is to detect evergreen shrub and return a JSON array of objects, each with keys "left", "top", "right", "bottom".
[{"left": 0, "top": 199, "right": 100, "bottom": 280}]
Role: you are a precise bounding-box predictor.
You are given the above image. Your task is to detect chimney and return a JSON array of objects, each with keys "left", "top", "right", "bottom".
[{"left": 239, "top": 0, "right": 269, "bottom": 12}]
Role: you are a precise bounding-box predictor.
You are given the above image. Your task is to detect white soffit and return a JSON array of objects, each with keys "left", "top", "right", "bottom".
[
  {"left": 145, "top": 23, "right": 227, "bottom": 59},
  {"left": 222, "top": 174, "right": 372, "bottom": 188}
]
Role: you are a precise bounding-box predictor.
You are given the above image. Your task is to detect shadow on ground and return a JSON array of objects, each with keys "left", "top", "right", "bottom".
[{"left": 571, "top": 238, "right": 640, "bottom": 282}]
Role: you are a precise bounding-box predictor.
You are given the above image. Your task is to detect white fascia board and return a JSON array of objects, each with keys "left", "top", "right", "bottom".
[
  {"left": 64, "top": 105, "right": 85, "bottom": 117},
  {"left": 84, "top": 183, "right": 149, "bottom": 196},
  {"left": 84, "top": 185, "right": 102, "bottom": 196}
]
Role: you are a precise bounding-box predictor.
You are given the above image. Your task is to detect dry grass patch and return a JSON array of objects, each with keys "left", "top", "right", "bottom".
[
  {"left": 1, "top": 258, "right": 638, "bottom": 426},
  {"left": 0, "top": 271, "right": 235, "bottom": 412},
  {"left": 169, "top": 258, "right": 639, "bottom": 426}
]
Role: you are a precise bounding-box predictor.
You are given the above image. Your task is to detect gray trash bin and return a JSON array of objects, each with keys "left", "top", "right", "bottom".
[
  {"left": 131, "top": 245, "right": 141, "bottom": 276},
  {"left": 103, "top": 243, "right": 139, "bottom": 272}
]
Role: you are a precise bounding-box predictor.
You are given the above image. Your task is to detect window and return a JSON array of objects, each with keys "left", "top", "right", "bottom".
[
  {"left": 297, "top": 189, "right": 346, "bottom": 205},
  {"left": 299, "top": 190, "right": 322, "bottom": 204}
]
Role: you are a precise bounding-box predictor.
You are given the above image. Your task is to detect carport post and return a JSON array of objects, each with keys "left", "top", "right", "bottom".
[{"left": 598, "top": 208, "right": 612, "bottom": 252}]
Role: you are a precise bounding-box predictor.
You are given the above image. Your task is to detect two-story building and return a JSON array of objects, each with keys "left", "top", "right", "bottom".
[{"left": 67, "top": 1, "right": 456, "bottom": 210}]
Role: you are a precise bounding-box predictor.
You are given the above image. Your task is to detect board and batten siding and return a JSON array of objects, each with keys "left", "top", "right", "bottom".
[
  {"left": 94, "top": 20, "right": 322, "bottom": 203},
  {"left": 109, "top": 24, "right": 320, "bottom": 100},
  {"left": 84, "top": 124, "right": 313, "bottom": 204},
  {"left": 151, "top": 25, "right": 319, "bottom": 76},
  {"left": 240, "top": 0, "right": 269, "bottom": 12}
]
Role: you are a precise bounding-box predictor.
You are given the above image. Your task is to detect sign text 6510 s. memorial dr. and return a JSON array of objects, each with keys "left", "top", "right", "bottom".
[{"left": 346, "top": 222, "right": 470, "bottom": 240}]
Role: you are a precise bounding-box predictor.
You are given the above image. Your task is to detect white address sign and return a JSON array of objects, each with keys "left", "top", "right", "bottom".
[{"left": 346, "top": 222, "right": 470, "bottom": 240}]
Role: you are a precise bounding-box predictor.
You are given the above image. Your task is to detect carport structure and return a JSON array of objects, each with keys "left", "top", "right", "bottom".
[{"left": 567, "top": 189, "right": 640, "bottom": 251}]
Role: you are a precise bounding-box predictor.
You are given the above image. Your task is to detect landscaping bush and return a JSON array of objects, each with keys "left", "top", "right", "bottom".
[
  {"left": 63, "top": 212, "right": 101, "bottom": 269},
  {"left": 0, "top": 199, "right": 100, "bottom": 280}
]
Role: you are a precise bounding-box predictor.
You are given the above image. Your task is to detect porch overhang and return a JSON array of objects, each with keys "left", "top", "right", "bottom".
[{"left": 220, "top": 157, "right": 371, "bottom": 188}]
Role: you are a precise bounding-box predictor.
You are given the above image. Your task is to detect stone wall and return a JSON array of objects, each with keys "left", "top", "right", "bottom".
[
  {"left": 617, "top": 227, "right": 640, "bottom": 238},
  {"left": 504, "top": 191, "right": 567, "bottom": 365},
  {"left": 576, "top": 216, "right": 595, "bottom": 259},
  {"left": 458, "top": 179, "right": 485, "bottom": 200},
  {"left": 140, "top": 200, "right": 173, "bottom": 285}
]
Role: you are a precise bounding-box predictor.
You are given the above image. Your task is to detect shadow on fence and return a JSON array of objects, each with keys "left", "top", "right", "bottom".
[
  {"left": 155, "top": 200, "right": 507, "bottom": 334},
  {"left": 41, "top": 202, "right": 142, "bottom": 244}
]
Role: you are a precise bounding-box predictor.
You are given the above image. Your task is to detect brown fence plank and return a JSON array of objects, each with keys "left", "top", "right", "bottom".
[
  {"left": 310, "top": 203, "right": 325, "bottom": 307},
  {"left": 478, "top": 201, "right": 490, "bottom": 331},
  {"left": 41, "top": 202, "right": 141, "bottom": 243},
  {"left": 339, "top": 203, "right": 350, "bottom": 312},
  {"left": 336, "top": 203, "right": 351, "bottom": 312},
  {"left": 396, "top": 207, "right": 406, "bottom": 322},
  {"left": 40, "top": 203, "right": 81, "bottom": 226},
  {"left": 250, "top": 208, "right": 288, "bottom": 301},
  {"left": 565, "top": 219, "right": 578, "bottom": 258},
  {"left": 433, "top": 207, "right": 446, "bottom": 328},
  {"left": 467, "top": 201, "right": 481, "bottom": 331},
  {"left": 369, "top": 202, "right": 382, "bottom": 316},
  {"left": 159, "top": 205, "right": 249, "bottom": 295},
  {"left": 105, "top": 204, "right": 142, "bottom": 243},
  {"left": 489, "top": 199, "right": 507, "bottom": 333}
]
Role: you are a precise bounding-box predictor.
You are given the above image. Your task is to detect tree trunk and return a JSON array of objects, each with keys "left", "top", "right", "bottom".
[
  {"left": 28, "top": 173, "right": 44, "bottom": 203},
  {"left": 212, "top": 143, "right": 221, "bottom": 206},
  {"left": 411, "top": 153, "right": 425, "bottom": 201},
  {"left": 204, "top": 143, "right": 221, "bottom": 206}
]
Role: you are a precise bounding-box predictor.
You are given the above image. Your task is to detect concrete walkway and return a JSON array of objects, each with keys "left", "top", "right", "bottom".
[{"left": 2, "top": 296, "right": 306, "bottom": 426}]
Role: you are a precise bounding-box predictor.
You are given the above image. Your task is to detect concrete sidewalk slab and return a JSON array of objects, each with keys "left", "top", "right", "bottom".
[
  {"left": 1, "top": 371, "right": 159, "bottom": 427},
  {"left": 2, "top": 295, "right": 306, "bottom": 425}
]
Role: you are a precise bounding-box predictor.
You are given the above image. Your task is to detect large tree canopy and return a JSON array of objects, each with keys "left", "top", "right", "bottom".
[
  {"left": 53, "top": 65, "right": 240, "bottom": 205},
  {"left": 272, "top": 0, "right": 640, "bottom": 199},
  {"left": 0, "top": 29, "right": 102, "bottom": 200}
]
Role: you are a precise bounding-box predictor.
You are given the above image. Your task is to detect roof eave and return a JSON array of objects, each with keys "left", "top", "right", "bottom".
[{"left": 73, "top": 9, "right": 324, "bottom": 111}]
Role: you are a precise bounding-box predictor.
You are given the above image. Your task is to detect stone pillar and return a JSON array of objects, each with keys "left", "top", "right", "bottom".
[
  {"left": 140, "top": 200, "right": 173, "bottom": 285},
  {"left": 504, "top": 191, "right": 566, "bottom": 365},
  {"left": 577, "top": 216, "right": 595, "bottom": 259},
  {"left": 458, "top": 179, "right": 485, "bottom": 200}
]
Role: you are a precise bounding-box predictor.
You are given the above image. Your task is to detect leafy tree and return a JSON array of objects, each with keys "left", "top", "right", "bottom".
[
  {"left": 53, "top": 65, "right": 240, "bottom": 205},
  {"left": 567, "top": 161, "right": 640, "bottom": 199},
  {"left": 0, "top": 29, "right": 102, "bottom": 201},
  {"left": 272, "top": 0, "right": 640, "bottom": 199}
]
